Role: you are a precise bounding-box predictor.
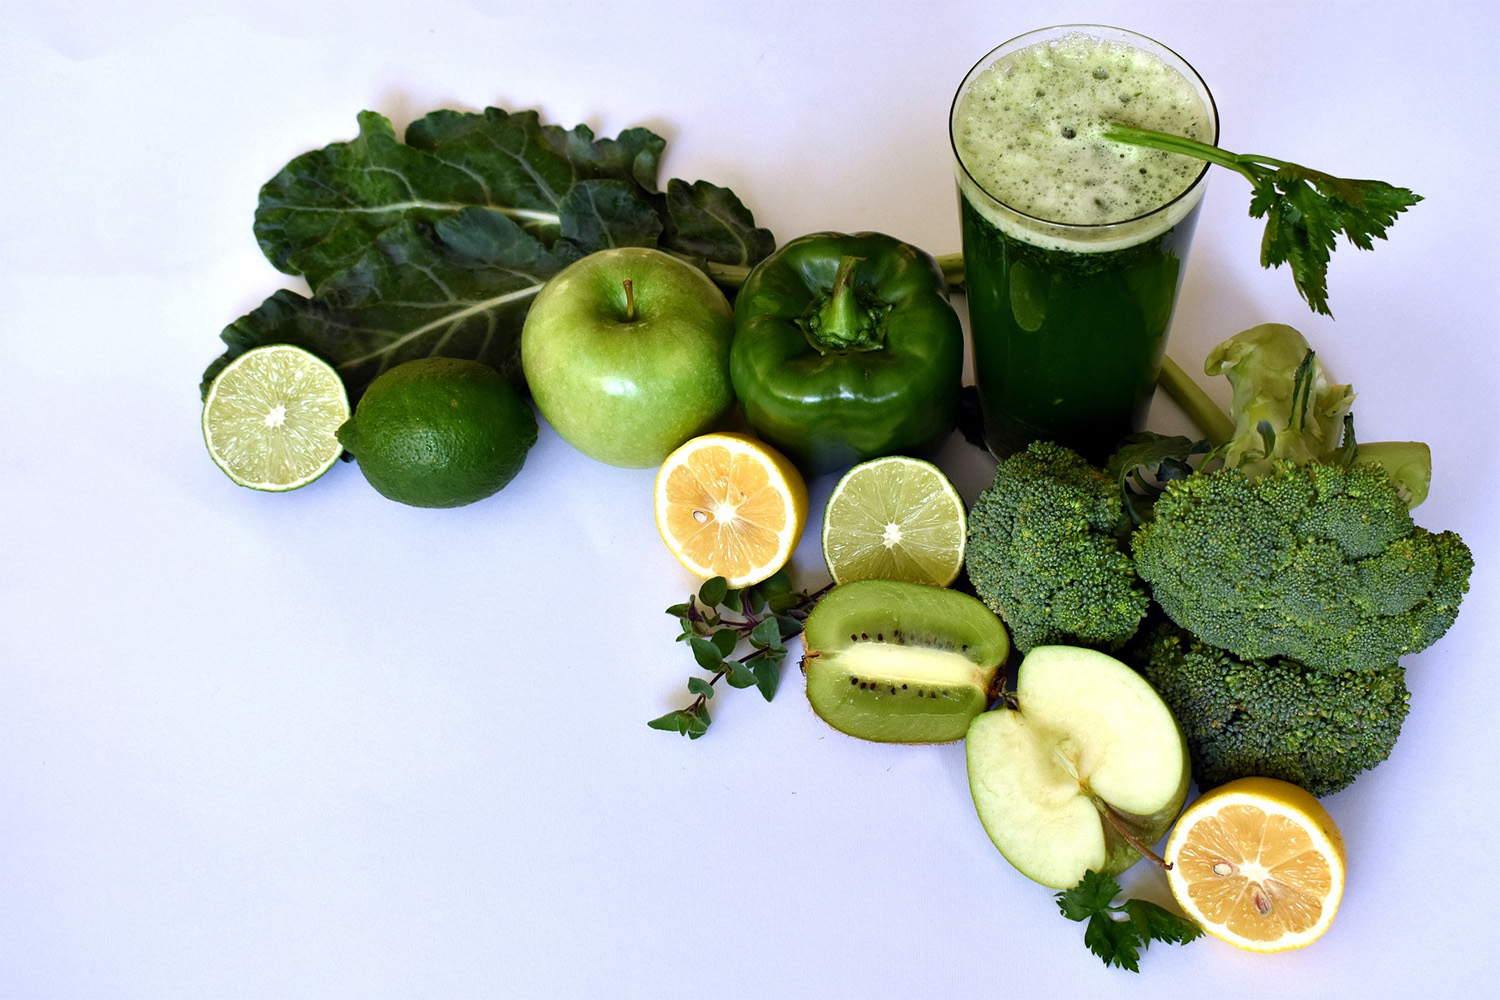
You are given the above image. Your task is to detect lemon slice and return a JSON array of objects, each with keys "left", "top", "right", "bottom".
[
  {"left": 1165, "top": 776, "right": 1347, "bottom": 953},
  {"left": 821, "top": 456, "right": 967, "bottom": 587},
  {"left": 654, "top": 432, "right": 808, "bottom": 588},
  {"left": 202, "top": 344, "right": 350, "bottom": 491}
]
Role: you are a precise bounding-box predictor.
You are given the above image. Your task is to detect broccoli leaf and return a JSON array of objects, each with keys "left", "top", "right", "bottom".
[
  {"left": 1106, "top": 433, "right": 1205, "bottom": 526},
  {"left": 205, "top": 107, "right": 775, "bottom": 400}
]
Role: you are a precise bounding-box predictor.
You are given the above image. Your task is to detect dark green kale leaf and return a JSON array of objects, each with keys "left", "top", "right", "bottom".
[
  {"left": 204, "top": 107, "right": 775, "bottom": 400},
  {"left": 206, "top": 209, "right": 582, "bottom": 396}
]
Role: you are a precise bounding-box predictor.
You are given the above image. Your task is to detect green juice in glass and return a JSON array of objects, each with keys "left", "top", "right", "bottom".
[{"left": 951, "top": 26, "right": 1217, "bottom": 460}]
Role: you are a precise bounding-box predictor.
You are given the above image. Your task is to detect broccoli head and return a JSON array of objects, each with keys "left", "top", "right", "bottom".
[
  {"left": 1132, "top": 458, "right": 1472, "bottom": 673},
  {"left": 965, "top": 441, "right": 1147, "bottom": 652},
  {"left": 1127, "top": 618, "right": 1410, "bottom": 797}
]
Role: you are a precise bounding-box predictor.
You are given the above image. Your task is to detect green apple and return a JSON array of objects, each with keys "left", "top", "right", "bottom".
[
  {"left": 965, "top": 645, "right": 1190, "bottom": 890},
  {"left": 521, "top": 247, "right": 735, "bottom": 468}
]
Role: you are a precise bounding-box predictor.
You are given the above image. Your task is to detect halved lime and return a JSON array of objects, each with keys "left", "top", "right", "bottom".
[
  {"left": 202, "top": 344, "right": 350, "bottom": 491},
  {"left": 821, "top": 455, "right": 967, "bottom": 586}
]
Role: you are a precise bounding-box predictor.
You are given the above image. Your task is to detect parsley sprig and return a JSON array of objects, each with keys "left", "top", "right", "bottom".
[
  {"left": 1056, "top": 870, "right": 1203, "bottom": 972},
  {"left": 1103, "top": 123, "right": 1422, "bottom": 317},
  {"left": 648, "top": 572, "right": 828, "bottom": 739}
]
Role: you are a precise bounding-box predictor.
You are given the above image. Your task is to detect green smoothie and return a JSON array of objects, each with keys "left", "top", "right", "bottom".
[{"left": 951, "top": 26, "right": 1217, "bottom": 460}]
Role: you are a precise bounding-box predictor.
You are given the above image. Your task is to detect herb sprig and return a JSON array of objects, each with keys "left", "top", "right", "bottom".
[
  {"left": 1056, "top": 870, "right": 1203, "bottom": 972},
  {"left": 648, "top": 573, "right": 828, "bottom": 739},
  {"left": 1103, "top": 123, "right": 1421, "bottom": 317}
]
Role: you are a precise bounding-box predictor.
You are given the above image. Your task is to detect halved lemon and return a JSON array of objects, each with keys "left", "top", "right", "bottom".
[
  {"left": 821, "top": 455, "right": 966, "bottom": 587},
  {"left": 654, "top": 432, "right": 807, "bottom": 588},
  {"left": 202, "top": 344, "right": 350, "bottom": 491},
  {"left": 1165, "top": 776, "right": 1347, "bottom": 953}
]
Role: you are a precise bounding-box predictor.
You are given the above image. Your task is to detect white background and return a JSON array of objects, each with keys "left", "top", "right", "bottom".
[{"left": 3, "top": 2, "right": 1497, "bottom": 997}]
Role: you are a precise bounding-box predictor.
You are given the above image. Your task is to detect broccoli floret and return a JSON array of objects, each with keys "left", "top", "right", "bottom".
[
  {"left": 1132, "top": 459, "right": 1472, "bottom": 673},
  {"left": 965, "top": 441, "right": 1147, "bottom": 652},
  {"left": 1127, "top": 618, "right": 1409, "bottom": 797}
]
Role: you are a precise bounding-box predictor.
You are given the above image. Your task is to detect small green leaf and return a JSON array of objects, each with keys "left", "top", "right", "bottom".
[
  {"left": 690, "top": 636, "right": 725, "bottom": 671},
  {"left": 664, "top": 602, "right": 693, "bottom": 619},
  {"left": 647, "top": 704, "right": 711, "bottom": 739},
  {"left": 698, "top": 577, "right": 729, "bottom": 609},
  {"left": 687, "top": 676, "right": 715, "bottom": 700},
  {"left": 1256, "top": 419, "right": 1277, "bottom": 458},
  {"left": 725, "top": 659, "right": 759, "bottom": 689},
  {"left": 756, "top": 570, "right": 793, "bottom": 599},
  {"left": 768, "top": 586, "right": 813, "bottom": 615},
  {"left": 1083, "top": 912, "right": 1144, "bottom": 973},
  {"left": 722, "top": 589, "right": 745, "bottom": 615},
  {"left": 1123, "top": 899, "right": 1204, "bottom": 946},
  {"left": 710, "top": 628, "right": 739, "bottom": 658},
  {"left": 751, "top": 616, "right": 783, "bottom": 649},
  {"left": 774, "top": 613, "right": 805, "bottom": 639},
  {"left": 1106, "top": 433, "right": 1201, "bottom": 487},
  {"left": 1057, "top": 870, "right": 1121, "bottom": 921},
  {"left": 647, "top": 710, "right": 682, "bottom": 733},
  {"left": 1055, "top": 870, "right": 1200, "bottom": 973},
  {"left": 750, "top": 656, "right": 781, "bottom": 702}
]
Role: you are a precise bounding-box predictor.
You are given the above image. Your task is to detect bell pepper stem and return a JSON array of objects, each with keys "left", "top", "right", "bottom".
[{"left": 806, "top": 255, "right": 881, "bottom": 352}]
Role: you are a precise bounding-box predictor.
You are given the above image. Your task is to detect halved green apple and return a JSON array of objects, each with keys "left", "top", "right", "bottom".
[
  {"left": 802, "top": 579, "right": 1010, "bottom": 743},
  {"left": 965, "top": 645, "right": 1189, "bottom": 889}
]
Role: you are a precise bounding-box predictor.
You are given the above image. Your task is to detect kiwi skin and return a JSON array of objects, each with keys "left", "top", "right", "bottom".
[{"left": 801, "top": 579, "right": 1010, "bottom": 743}]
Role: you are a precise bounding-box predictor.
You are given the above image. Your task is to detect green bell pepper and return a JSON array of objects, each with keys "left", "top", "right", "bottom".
[{"left": 730, "top": 232, "right": 964, "bottom": 474}]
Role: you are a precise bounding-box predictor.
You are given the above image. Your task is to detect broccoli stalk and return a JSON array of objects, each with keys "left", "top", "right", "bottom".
[
  {"left": 1156, "top": 355, "right": 1233, "bottom": 448},
  {"left": 1206, "top": 323, "right": 1354, "bottom": 473},
  {"left": 1157, "top": 324, "right": 1431, "bottom": 507}
]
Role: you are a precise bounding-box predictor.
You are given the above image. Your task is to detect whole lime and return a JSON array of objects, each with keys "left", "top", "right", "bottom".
[{"left": 336, "top": 358, "right": 537, "bottom": 508}]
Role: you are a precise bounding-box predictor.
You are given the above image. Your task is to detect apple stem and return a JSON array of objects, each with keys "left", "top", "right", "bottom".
[
  {"left": 1100, "top": 801, "right": 1173, "bottom": 870},
  {"left": 622, "top": 278, "right": 637, "bottom": 322}
]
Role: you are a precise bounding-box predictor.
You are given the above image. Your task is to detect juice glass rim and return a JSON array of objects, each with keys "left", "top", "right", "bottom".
[{"left": 950, "top": 24, "right": 1220, "bottom": 236}]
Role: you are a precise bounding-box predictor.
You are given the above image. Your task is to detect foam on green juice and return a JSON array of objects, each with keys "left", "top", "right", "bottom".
[{"left": 953, "top": 33, "right": 1214, "bottom": 250}]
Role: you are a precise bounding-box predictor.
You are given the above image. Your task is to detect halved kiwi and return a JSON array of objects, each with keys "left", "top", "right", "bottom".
[{"left": 802, "top": 579, "right": 1011, "bottom": 743}]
